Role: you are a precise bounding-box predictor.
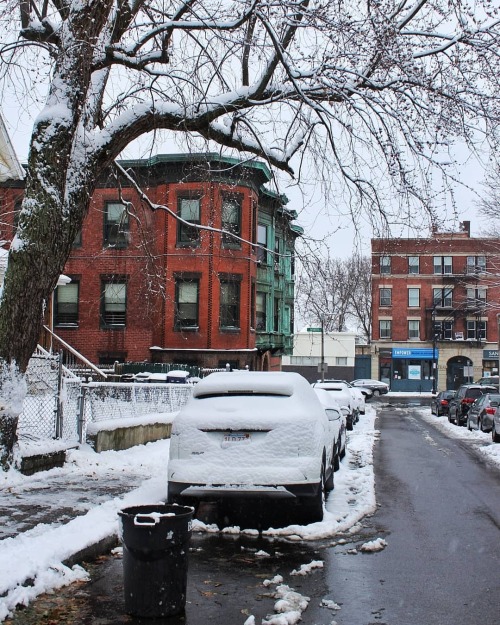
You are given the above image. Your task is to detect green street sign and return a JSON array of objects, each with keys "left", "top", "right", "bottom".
[{"left": 307, "top": 327, "right": 322, "bottom": 333}]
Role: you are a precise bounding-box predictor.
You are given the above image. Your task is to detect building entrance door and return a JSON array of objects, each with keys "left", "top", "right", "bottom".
[{"left": 446, "top": 356, "right": 473, "bottom": 390}]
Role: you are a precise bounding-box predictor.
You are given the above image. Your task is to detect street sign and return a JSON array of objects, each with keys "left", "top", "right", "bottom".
[
  {"left": 317, "top": 362, "right": 328, "bottom": 373},
  {"left": 307, "top": 327, "right": 322, "bottom": 333}
]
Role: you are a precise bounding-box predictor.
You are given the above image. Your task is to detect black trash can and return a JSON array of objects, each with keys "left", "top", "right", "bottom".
[{"left": 118, "top": 503, "right": 194, "bottom": 618}]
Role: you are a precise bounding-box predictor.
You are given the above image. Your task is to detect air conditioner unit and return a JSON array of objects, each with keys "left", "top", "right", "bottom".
[{"left": 454, "top": 332, "right": 464, "bottom": 340}]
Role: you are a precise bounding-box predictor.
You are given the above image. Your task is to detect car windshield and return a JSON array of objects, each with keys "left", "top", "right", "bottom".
[{"left": 466, "top": 388, "right": 485, "bottom": 399}]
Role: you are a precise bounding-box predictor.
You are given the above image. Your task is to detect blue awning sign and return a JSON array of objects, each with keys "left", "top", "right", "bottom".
[{"left": 392, "top": 348, "right": 438, "bottom": 359}]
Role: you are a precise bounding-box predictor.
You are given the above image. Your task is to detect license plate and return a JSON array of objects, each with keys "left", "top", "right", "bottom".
[{"left": 222, "top": 431, "right": 251, "bottom": 444}]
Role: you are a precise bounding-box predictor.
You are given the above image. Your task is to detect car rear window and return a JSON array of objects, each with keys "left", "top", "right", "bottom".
[{"left": 466, "top": 388, "right": 484, "bottom": 399}]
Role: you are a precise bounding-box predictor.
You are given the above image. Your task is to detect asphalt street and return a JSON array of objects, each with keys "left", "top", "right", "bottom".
[{"left": 4, "top": 398, "right": 500, "bottom": 625}]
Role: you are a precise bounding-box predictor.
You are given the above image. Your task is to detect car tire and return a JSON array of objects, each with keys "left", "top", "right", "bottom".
[
  {"left": 346, "top": 418, "right": 353, "bottom": 431},
  {"left": 478, "top": 418, "right": 482, "bottom": 432},
  {"left": 492, "top": 424, "right": 500, "bottom": 443},
  {"left": 333, "top": 447, "right": 340, "bottom": 472},
  {"left": 325, "top": 462, "right": 335, "bottom": 490},
  {"left": 467, "top": 417, "right": 472, "bottom": 431}
]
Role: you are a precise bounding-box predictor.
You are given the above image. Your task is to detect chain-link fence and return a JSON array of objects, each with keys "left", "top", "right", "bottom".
[{"left": 18, "top": 354, "right": 193, "bottom": 444}]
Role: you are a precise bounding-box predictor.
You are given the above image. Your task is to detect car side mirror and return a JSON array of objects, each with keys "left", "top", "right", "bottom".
[
  {"left": 325, "top": 409, "right": 340, "bottom": 421},
  {"left": 340, "top": 406, "right": 350, "bottom": 416}
]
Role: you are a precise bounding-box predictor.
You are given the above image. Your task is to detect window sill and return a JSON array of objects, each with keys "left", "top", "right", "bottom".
[
  {"left": 55, "top": 324, "right": 79, "bottom": 329},
  {"left": 101, "top": 325, "right": 126, "bottom": 330},
  {"left": 220, "top": 327, "right": 241, "bottom": 333},
  {"left": 174, "top": 326, "right": 199, "bottom": 332}
]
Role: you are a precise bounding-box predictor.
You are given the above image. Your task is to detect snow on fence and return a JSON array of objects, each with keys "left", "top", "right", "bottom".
[
  {"left": 18, "top": 365, "right": 193, "bottom": 444},
  {"left": 82, "top": 382, "right": 193, "bottom": 425}
]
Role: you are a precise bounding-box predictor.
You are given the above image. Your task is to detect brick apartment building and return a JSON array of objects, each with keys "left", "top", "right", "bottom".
[
  {"left": 0, "top": 153, "right": 301, "bottom": 371},
  {"left": 371, "top": 222, "right": 500, "bottom": 392}
]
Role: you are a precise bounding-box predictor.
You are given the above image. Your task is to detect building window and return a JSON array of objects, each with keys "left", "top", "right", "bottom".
[
  {"left": 408, "top": 320, "right": 420, "bottom": 339},
  {"left": 408, "top": 256, "right": 419, "bottom": 274},
  {"left": 274, "top": 297, "right": 280, "bottom": 332},
  {"left": 379, "top": 320, "right": 391, "bottom": 339},
  {"left": 466, "top": 255, "right": 486, "bottom": 274},
  {"left": 221, "top": 196, "right": 241, "bottom": 248},
  {"left": 101, "top": 279, "right": 127, "bottom": 327},
  {"left": 466, "top": 287, "right": 487, "bottom": 308},
  {"left": 175, "top": 279, "right": 199, "bottom": 329},
  {"left": 467, "top": 320, "right": 486, "bottom": 341},
  {"left": 434, "top": 320, "right": 453, "bottom": 340},
  {"left": 408, "top": 288, "right": 420, "bottom": 307},
  {"left": 380, "top": 256, "right": 391, "bottom": 274},
  {"left": 220, "top": 279, "right": 240, "bottom": 329},
  {"left": 433, "top": 255, "right": 452, "bottom": 275},
  {"left": 336, "top": 356, "right": 348, "bottom": 366},
  {"left": 257, "top": 224, "right": 268, "bottom": 264},
  {"left": 104, "top": 202, "right": 129, "bottom": 247},
  {"left": 433, "top": 287, "right": 453, "bottom": 308},
  {"left": 54, "top": 282, "right": 79, "bottom": 326},
  {"left": 274, "top": 237, "right": 281, "bottom": 273},
  {"left": 256, "top": 292, "right": 267, "bottom": 330},
  {"left": 380, "top": 288, "right": 392, "bottom": 307},
  {"left": 177, "top": 196, "right": 201, "bottom": 245}
]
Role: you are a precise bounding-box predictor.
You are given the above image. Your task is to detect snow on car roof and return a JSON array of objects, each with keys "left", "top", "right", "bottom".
[
  {"left": 192, "top": 371, "right": 307, "bottom": 398},
  {"left": 313, "top": 387, "right": 343, "bottom": 408}
]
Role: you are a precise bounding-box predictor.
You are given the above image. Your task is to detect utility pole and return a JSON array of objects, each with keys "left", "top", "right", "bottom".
[
  {"left": 321, "top": 318, "right": 325, "bottom": 382},
  {"left": 432, "top": 307, "right": 437, "bottom": 394}
]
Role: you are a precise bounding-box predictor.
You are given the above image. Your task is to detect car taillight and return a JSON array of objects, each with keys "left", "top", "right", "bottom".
[
  {"left": 462, "top": 398, "right": 475, "bottom": 404},
  {"left": 440, "top": 400, "right": 449, "bottom": 406},
  {"left": 486, "top": 407, "right": 496, "bottom": 415}
]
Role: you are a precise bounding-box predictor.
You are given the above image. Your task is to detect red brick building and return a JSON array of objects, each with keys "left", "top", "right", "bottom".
[
  {"left": 371, "top": 222, "right": 500, "bottom": 391},
  {"left": 0, "top": 154, "right": 300, "bottom": 371}
]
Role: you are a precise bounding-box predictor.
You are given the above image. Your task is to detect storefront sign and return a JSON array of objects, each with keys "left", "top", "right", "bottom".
[
  {"left": 392, "top": 348, "right": 438, "bottom": 359},
  {"left": 483, "top": 349, "right": 499, "bottom": 359}
]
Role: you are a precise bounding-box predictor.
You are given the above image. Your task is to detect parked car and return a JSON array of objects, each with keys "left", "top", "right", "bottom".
[
  {"left": 466, "top": 393, "right": 500, "bottom": 432},
  {"left": 476, "top": 375, "right": 499, "bottom": 389},
  {"left": 167, "top": 371, "right": 336, "bottom": 523},
  {"left": 448, "top": 384, "right": 498, "bottom": 426},
  {"left": 491, "top": 406, "right": 500, "bottom": 443},
  {"left": 318, "top": 379, "right": 367, "bottom": 414},
  {"left": 311, "top": 381, "right": 358, "bottom": 429},
  {"left": 350, "top": 379, "right": 389, "bottom": 396},
  {"left": 430, "top": 390, "right": 456, "bottom": 416},
  {"left": 313, "top": 387, "right": 347, "bottom": 472}
]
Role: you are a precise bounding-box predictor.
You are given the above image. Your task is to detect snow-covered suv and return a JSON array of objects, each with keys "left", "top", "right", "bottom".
[
  {"left": 168, "top": 371, "right": 337, "bottom": 524},
  {"left": 311, "top": 381, "right": 358, "bottom": 429}
]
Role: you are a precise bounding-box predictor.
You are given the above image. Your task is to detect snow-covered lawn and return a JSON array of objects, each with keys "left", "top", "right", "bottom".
[{"left": 0, "top": 407, "right": 379, "bottom": 621}]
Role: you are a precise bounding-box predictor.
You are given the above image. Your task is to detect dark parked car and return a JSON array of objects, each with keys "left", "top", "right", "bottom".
[
  {"left": 430, "top": 390, "right": 455, "bottom": 416},
  {"left": 350, "top": 379, "right": 389, "bottom": 396},
  {"left": 466, "top": 393, "right": 500, "bottom": 432},
  {"left": 448, "top": 384, "right": 498, "bottom": 426},
  {"left": 491, "top": 406, "right": 500, "bottom": 443},
  {"left": 476, "top": 375, "right": 499, "bottom": 389}
]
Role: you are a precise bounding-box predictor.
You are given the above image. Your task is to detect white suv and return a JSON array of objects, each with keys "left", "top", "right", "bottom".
[{"left": 168, "top": 371, "right": 337, "bottom": 524}]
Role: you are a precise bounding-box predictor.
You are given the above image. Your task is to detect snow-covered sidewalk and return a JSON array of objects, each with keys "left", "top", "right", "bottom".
[{"left": 0, "top": 407, "right": 379, "bottom": 622}]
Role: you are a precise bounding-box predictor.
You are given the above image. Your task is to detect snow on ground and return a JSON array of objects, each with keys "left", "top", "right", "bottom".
[
  {"left": 0, "top": 406, "right": 378, "bottom": 621},
  {"left": 417, "top": 406, "right": 500, "bottom": 469}
]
